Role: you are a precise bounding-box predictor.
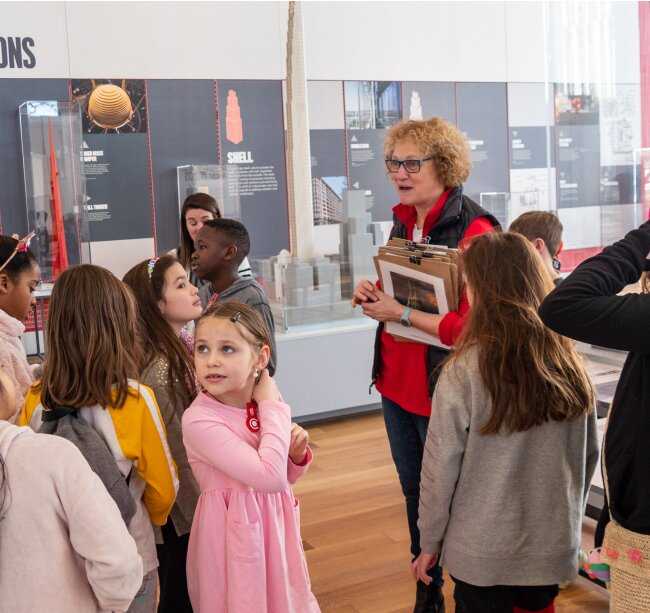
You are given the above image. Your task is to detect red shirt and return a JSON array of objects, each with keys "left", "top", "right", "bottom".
[{"left": 375, "top": 192, "right": 495, "bottom": 416}]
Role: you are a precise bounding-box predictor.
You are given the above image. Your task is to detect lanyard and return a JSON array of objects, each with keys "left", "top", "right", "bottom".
[{"left": 246, "top": 401, "right": 260, "bottom": 433}]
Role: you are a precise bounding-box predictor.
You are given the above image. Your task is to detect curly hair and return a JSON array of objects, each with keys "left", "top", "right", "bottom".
[{"left": 384, "top": 117, "right": 471, "bottom": 188}]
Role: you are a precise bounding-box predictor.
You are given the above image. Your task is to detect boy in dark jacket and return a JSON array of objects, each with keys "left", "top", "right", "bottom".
[{"left": 192, "top": 218, "right": 277, "bottom": 374}]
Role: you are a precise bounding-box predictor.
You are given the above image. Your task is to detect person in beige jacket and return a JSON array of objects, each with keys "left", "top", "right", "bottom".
[{"left": 0, "top": 368, "right": 143, "bottom": 612}]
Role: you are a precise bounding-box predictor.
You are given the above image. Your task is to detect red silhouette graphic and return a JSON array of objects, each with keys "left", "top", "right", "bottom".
[{"left": 226, "top": 89, "right": 243, "bottom": 145}]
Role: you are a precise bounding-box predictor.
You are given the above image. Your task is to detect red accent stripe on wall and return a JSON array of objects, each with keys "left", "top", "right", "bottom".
[
  {"left": 144, "top": 79, "right": 158, "bottom": 254},
  {"left": 639, "top": 3, "right": 650, "bottom": 223},
  {"left": 557, "top": 247, "right": 602, "bottom": 273},
  {"left": 213, "top": 80, "right": 222, "bottom": 165},
  {"left": 640, "top": 2, "right": 650, "bottom": 148}
]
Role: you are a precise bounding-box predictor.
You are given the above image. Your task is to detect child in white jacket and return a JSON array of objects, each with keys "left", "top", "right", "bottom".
[
  {"left": 0, "top": 233, "right": 41, "bottom": 419},
  {"left": 0, "top": 367, "right": 144, "bottom": 612}
]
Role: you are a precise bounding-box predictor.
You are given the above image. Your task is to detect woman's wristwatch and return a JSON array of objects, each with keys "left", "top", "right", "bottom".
[{"left": 400, "top": 306, "right": 413, "bottom": 327}]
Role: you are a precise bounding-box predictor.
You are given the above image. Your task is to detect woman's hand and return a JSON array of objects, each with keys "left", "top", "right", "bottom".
[
  {"left": 289, "top": 423, "right": 309, "bottom": 464},
  {"left": 361, "top": 289, "right": 404, "bottom": 323},
  {"left": 352, "top": 279, "right": 379, "bottom": 306},
  {"left": 252, "top": 370, "right": 282, "bottom": 404},
  {"left": 411, "top": 552, "right": 438, "bottom": 585}
]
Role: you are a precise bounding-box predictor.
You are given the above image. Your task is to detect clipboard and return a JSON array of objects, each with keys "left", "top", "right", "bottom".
[{"left": 373, "top": 251, "right": 458, "bottom": 348}]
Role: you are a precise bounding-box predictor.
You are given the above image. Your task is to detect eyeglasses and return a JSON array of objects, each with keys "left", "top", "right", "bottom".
[{"left": 385, "top": 157, "right": 433, "bottom": 174}]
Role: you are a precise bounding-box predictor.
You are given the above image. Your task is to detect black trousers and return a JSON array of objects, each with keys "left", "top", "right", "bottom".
[
  {"left": 156, "top": 520, "right": 193, "bottom": 613},
  {"left": 453, "top": 577, "right": 558, "bottom": 613}
]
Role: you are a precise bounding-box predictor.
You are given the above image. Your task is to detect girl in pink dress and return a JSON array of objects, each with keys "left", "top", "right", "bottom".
[{"left": 182, "top": 302, "right": 320, "bottom": 613}]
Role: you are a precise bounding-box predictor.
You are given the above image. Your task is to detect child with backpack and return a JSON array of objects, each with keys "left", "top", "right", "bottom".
[{"left": 0, "top": 362, "right": 143, "bottom": 613}]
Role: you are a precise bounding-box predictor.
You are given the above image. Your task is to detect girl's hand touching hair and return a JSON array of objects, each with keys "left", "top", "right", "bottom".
[
  {"left": 252, "top": 369, "right": 282, "bottom": 404},
  {"left": 289, "top": 423, "right": 310, "bottom": 465}
]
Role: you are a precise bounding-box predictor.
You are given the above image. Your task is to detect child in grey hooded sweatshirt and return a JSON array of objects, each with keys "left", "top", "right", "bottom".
[
  {"left": 413, "top": 232, "right": 598, "bottom": 613},
  {"left": 192, "top": 218, "right": 277, "bottom": 374}
]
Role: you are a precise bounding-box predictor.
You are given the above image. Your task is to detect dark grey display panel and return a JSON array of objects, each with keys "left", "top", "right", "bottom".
[
  {"left": 456, "top": 82, "right": 509, "bottom": 201},
  {"left": 509, "top": 126, "right": 554, "bottom": 169},
  {"left": 148, "top": 79, "right": 219, "bottom": 252},
  {"left": 217, "top": 80, "right": 289, "bottom": 259},
  {"left": 402, "top": 82, "right": 456, "bottom": 123}
]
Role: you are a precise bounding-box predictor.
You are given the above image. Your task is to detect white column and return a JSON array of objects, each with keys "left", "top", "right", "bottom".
[{"left": 285, "top": 0, "right": 315, "bottom": 259}]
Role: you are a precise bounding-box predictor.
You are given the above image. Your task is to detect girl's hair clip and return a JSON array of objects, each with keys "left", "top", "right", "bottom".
[
  {"left": 147, "top": 257, "right": 159, "bottom": 280},
  {"left": 16, "top": 231, "right": 34, "bottom": 253},
  {"left": 230, "top": 312, "right": 243, "bottom": 324},
  {"left": 0, "top": 231, "right": 36, "bottom": 273}
]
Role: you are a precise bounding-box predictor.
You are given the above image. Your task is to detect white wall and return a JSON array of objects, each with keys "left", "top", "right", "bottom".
[
  {"left": 303, "top": 0, "right": 640, "bottom": 83},
  {"left": 0, "top": 1, "right": 640, "bottom": 83},
  {"left": 0, "top": 2, "right": 70, "bottom": 77},
  {"left": 303, "top": 1, "right": 509, "bottom": 82},
  {"left": 1, "top": 1, "right": 288, "bottom": 79}
]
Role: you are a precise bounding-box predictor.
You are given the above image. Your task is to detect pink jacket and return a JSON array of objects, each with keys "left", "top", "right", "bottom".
[
  {"left": 0, "top": 421, "right": 143, "bottom": 612},
  {"left": 0, "top": 309, "right": 34, "bottom": 418}
]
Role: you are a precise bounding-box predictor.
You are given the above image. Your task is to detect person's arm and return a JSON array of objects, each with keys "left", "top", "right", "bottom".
[
  {"left": 437, "top": 216, "right": 495, "bottom": 346},
  {"left": 17, "top": 387, "right": 39, "bottom": 428},
  {"left": 141, "top": 361, "right": 175, "bottom": 429},
  {"left": 539, "top": 221, "right": 650, "bottom": 353},
  {"left": 183, "top": 399, "right": 292, "bottom": 492},
  {"left": 57, "top": 439, "right": 144, "bottom": 612},
  {"left": 418, "top": 358, "right": 471, "bottom": 555},
  {"left": 584, "top": 409, "right": 600, "bottom": 505},
  {"left": 287, "top": 446, "right": 313, "bottom": 484},
  {"left": 112, "top": 387, "right": 179, "bottom": 526},
  {"left": 0, "top": 350, "right": 31, "bottom": 422}
]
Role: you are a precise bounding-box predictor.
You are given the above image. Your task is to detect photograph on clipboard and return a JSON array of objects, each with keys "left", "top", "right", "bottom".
[
  {"left": 377, "top": 258, "right": 451, "bottom": 349},
  {"left": 390, "top": 272, "right": 440, "bottom": 315}
]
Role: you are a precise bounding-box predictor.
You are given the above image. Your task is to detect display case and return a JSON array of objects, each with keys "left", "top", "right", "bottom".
[
  {"left": 19, "top": 100, "right": 90, "bottom": 280},
  {"left": 480, "top": 190, "right": 547, "bottom": 229},
  {"left": 253, "top": 189, "right": 378, "bottom": 331},
  {"left": 176, "top": 164, "right": 242, "bottom": 219},
  {"left": 253, "top": 252, "right": 365, "bottom": 331}
]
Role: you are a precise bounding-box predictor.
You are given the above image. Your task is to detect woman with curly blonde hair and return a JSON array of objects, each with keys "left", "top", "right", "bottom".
[{"left": 353, "top": 117, "right": 500, "bottom": 613}]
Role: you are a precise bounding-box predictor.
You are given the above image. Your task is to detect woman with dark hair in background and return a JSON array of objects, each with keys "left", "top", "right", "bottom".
[{"left": 174, "top": 193, "right": 252, "bottom": 288}]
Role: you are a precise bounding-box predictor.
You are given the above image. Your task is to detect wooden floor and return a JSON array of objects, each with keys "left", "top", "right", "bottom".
[{"left": 294, "top": 412, "right": 610, "bottom": 613}]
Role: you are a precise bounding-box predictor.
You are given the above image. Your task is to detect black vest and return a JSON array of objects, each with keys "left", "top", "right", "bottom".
[{"left": 371, "top": 187, "right": 500, "bottom": 398}]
